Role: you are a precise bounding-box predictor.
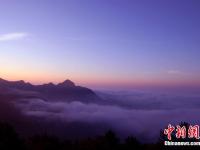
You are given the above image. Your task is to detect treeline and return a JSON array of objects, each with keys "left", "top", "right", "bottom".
[{"left": 0, "top": 122, "right": 199, "bottom": 150}]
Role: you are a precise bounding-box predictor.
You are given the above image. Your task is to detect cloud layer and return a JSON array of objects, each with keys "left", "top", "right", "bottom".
[
  {"left": 14, "top": 91, "right": 200, "bottom": 143},
  {"left": 0, "top": 32, "right": 28, "bottom": 41}
]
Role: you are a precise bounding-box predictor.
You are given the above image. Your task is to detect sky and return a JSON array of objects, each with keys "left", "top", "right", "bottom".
[{"left": 0, "top": 0, "right": 200, "bottom": 89}]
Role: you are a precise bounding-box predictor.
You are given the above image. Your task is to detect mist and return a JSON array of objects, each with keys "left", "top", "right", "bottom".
[{"left": 10, "top": 90, "right": 200, "bottom": 143}]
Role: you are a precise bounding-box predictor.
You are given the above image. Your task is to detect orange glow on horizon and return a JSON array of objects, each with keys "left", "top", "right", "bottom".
[
  {"left": 1, "top": 71, "right": 200, "bottom": 90},
  {"left": 1, "top": 67, "right": 200, "bottom": 89}
]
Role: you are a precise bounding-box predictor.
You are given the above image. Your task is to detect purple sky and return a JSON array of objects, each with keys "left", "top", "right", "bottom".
[{"left": 0, "top": 0, "right": 200, "bottom": 89}]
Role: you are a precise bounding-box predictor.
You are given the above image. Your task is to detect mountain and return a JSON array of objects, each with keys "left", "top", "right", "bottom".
[
  {"left": 57, "top": 79, "right": 75, "bottom": 87},
  {"left": 0, "top": 78, "right": 100, "bottom": 103}
]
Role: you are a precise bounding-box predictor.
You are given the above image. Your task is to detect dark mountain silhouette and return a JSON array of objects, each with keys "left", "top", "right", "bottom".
[
  {"left": 57, "top": 79, "right": 75, "bottom": 87},
  {"left": 0, "top": 78, "right": 100, "bottom": 103}
]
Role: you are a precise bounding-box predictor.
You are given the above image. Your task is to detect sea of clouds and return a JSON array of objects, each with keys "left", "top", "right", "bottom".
[{"left": 13, "top": 90, "right": 200, "bottom": 142}]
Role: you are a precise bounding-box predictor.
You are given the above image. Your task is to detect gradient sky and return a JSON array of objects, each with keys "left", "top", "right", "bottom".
[{"left": 0, "top": 0, "right": 200, "bottom": 89}]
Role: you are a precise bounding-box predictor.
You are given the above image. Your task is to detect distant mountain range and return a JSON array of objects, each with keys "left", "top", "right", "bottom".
[{"left": 0, "top": 78, "right": 100, "bottom": 103}]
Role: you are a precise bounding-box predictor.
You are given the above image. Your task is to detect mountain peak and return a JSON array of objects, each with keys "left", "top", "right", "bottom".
[
  {"left": 16, "top": 80, "right": 25, "bottom": 84},
  {"left": 43, "top": 82, "right": 55, "bottom": 87},
  {"left": 0, "top": 78, "right": 6, "bottom": 82},
  {"left": 57, "top": 79, "right": 75, "bottom": 87}
]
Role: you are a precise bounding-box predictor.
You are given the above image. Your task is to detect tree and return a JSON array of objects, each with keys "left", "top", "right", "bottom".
[{"left": 0, "top": 122, "right": 24, "bottom": 150}]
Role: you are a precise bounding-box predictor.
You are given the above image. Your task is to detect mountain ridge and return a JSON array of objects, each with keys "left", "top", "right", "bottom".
[{"left": 0, "top": 78, "right": 100, "bottom": 103}]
